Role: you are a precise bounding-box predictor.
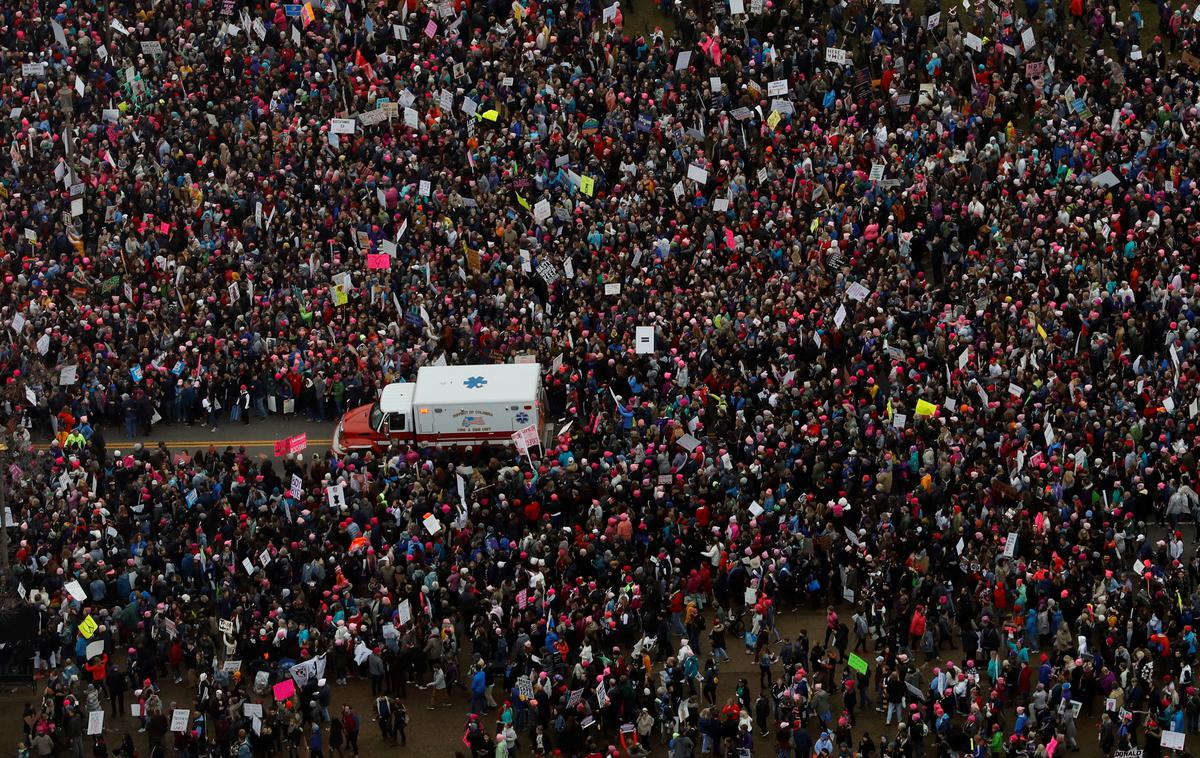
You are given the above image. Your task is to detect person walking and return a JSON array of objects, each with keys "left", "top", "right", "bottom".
[
  {"left": 392, "top": 703, "right": 408, "bottom": 747},
  {"left": 428, "top": 663, "right": 451, "bottom": 709},
  {"left": 327, "top": 717, "right": 343, "bottom": 758},
  {"left": 374, "top": 694, "right": 393, "bottom": 743}
]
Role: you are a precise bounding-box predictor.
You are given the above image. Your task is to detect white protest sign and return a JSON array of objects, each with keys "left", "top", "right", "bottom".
[
  {"left": 1003, "top": 531, "right": 1018, "bottom": 558},
  {"left": 825, "top": 47, "right": 848, "bottom": 65},
  {"left": 846, "top": 282, "right": 870, "bottom": 301},
  {"left": 87, "top": 711, "right": 104, "bottom": 735},
  {"left": 677, "top": 434, "right": 702, "bottom": 452},
  {"left": 687, "top": 164, "right": 708, "bottom": 184},
  {"left": 1161, "top": 731, "right": 1185, "bottom": 751},
  {"left": 327, "top": 483, "right": 346, "bottom": 510},
  {"left": 635, "top": 326, "right": 655, "bottom": 354},
  {"left": 330, "top": 118, "right": 356, "bottom": 134},
  {"left": 170, "top": 709, "right": 190, "bottom": 732},
  {"left": 353, "top": 641, "right": 372, "bottom": 665}
]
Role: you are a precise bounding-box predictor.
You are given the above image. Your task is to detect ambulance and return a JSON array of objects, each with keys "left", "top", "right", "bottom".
[{"left": 331, "top": 363, "right": 544, "bottom": 454}]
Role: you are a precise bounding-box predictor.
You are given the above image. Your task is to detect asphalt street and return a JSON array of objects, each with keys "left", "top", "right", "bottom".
[{"left": 36, "top": 417, "right": 337, "bottom": 457}]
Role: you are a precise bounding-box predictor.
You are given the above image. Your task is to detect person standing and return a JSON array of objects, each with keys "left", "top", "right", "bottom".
[
  {"left": 233, "top": 385, "right": 250, "bottom": 424},
  {"left": 340, "top": 706, "right": 359, "bottom": 757},
  {"left": 308, "top": 723, "right": 323, "bottom": 758},
  {"left": 108, "top": 664, "right": 127, "bottom": 719}
]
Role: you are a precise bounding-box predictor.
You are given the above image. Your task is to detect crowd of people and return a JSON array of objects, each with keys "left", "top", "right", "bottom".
[{"left": 3, "top": 0, "right": 1200, "bottom": 753}]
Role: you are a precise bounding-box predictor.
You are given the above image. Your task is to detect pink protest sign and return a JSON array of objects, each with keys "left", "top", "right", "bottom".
[
  {"left": 367, "top": 253, "right": 391, "bottom": 269},
  {"left": 273, "top": 679, "right": 295, "bottom": 701}
]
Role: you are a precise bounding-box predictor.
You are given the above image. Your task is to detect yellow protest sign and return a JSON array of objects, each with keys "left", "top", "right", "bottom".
[
  {"left": 767, "top": 111, "right": 781, "bottom": 129},
  {"left": 516, "top": 193, "right": 531, "bottom": 210},
  {"left": 580, "top": 175, "right": 595, "bottom": 196},
  {"left": 1036, "top": 323, "right": 1048, "bottom": 340},
  {"left": 915, "top": 399, "right": 938, "bottom": 416},
  {"left": 79, "top": 615, "right": 98, "bottom": 639},
  {"left": 479, "top": 109, "right": 499, "bottom": 122},
  {"left": 332, "top": 283, "right": 349, "bottom": 307}
]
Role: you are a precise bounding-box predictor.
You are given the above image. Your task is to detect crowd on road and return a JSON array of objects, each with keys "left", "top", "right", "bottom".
[{"left": 4, "top": 0, "right": 1200, "bottom": 754}]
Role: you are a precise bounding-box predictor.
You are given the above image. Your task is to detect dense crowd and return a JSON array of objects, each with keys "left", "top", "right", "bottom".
[{"left": 3, "top": 0, "right": 1200, "bottom": 754}]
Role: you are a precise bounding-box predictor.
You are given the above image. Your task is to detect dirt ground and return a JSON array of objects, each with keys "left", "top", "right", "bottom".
[{"left": 3, "top": 602, "right": 1179, "bottom": 757}]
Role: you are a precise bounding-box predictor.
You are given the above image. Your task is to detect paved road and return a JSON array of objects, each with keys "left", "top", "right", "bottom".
[{"left": 35, "top": 418, "right": 337, "bottom": 457}]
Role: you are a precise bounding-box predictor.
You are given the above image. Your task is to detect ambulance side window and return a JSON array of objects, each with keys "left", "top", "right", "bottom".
[{"left": 388, "top": 413, "right": 406, "bottom": 434}]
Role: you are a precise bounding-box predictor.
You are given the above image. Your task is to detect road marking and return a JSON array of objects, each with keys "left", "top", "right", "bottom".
[{"left": 34, "top": 438, "right": 333, "bottom": 451}]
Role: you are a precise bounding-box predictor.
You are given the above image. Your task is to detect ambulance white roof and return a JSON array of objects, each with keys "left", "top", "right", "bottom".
[
  {"left": 413, "top": 363, "right": 542, "bottom": 407},
  {"left": 379, "top": 383, "right": 415, "bottom": 414}
]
